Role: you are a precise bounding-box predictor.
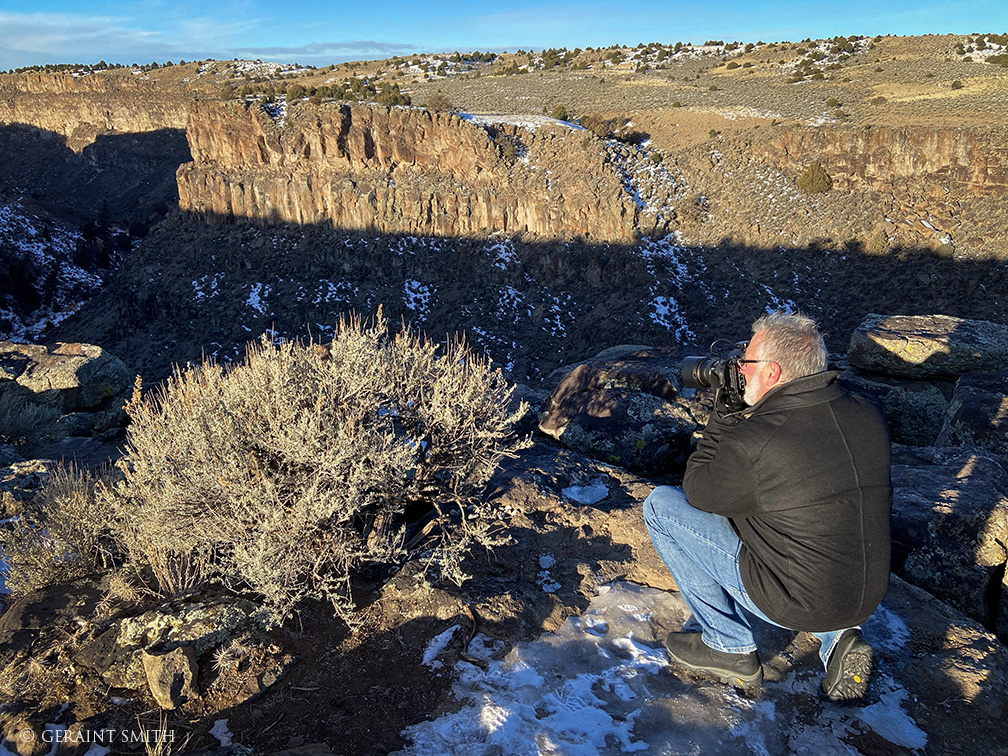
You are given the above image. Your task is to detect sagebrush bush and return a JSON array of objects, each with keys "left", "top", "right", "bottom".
[
  {"left": 866, "top": 228, "right": 889, "bottom": 255},
  {"left": 425, "top": 93, "right": 452, "bottom": 112},
  {"left": 796, "top": 161, "right": 833, "bottom": 193},
  {"left": 1, "top": 465, "right": 118, "bottom": 598},
  {"left": 0, "top": 392, "right": 61, "bottom": 455},
  {"left": 103, "top": 312, "right": 528, "bottom": 625}
]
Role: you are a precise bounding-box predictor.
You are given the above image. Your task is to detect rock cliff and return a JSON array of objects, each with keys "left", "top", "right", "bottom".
[
  {"left": 176, "top": 101, "right": 639, "bottom": 240},
  {"left": 756, "top": 125, "right": 1008, "bottom": 196},
  {"left": 0, "top": 73, "right": 187, "bottom": 152}
]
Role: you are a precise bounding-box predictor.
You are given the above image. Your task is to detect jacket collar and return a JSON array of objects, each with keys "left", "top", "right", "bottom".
[{"left": 742, "top": 370, "right": 840, "bottom": 415}]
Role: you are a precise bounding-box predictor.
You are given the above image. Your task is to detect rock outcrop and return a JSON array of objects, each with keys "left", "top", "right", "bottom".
[
  {"left": 74, "top": 595, "right": 258, "bottom": 689},
  {"left": 936, "top": 369, "right": 1008, "bottom": 455},
  {"left": 848, "top": 313, "right": 1008, "bottom": 379},
  {"left": 757, "top": 125, "right": 1008, "bottom": 197},
  {"left": 837, "top": 370, "right": 949, "bottom": 446},
  {"left": 890, "top": 446, "right": 1008, "bottom": 640},
  {"left": 537, "top": 345, "right": 700, "bottom": 474},
  {"left": 0, "top": 73, "right": 187, "bottom": 151},
  {"left": 176, "top": 101, "right": 639, "bottom": 240},
  {"left": 0, "top": 341, "right": 131, "bottom": 413}
]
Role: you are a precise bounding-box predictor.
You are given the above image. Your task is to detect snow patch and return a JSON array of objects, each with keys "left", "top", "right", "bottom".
[
  {"left": 246, "top": 283, "right": 271, "bottom": 313},
  {"left": 536, "top": 553, "right": 561, "bottom": 594},
  {"left": 404, "top": 279, "right": 434, "bottom": 320},
  {"left": 209, "top": 719, "right": 233, "bottom": 747},
  {"left": 562, "top": 477, "right": 610, "bottom": 505},
  {"left": 856, "top": 679, "right": 928, "bottom": 750},
  {"left": 423, "top": 625, "right": 461, "bottom": 670},
  {"left": 461, "top": 113, "right": 582, "bottom": 133}
]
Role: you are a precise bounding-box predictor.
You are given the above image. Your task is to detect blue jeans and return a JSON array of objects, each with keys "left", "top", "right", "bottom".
[{"left": 643, "top": 485, "right": 847, "bottom": 669}]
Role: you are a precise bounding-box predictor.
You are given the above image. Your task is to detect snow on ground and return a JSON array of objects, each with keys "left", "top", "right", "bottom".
[
  {"left": 461, "top": 113, "right": 582, "bottom": 133},
  {"left": 192, "top": 273, "right": 224, "bottom": 301},
  {"left": 966, "top": 40, "right": 1008, "bottom": 64},
  {"left": 637, "top": 236, "right": 698, "bottom": 343},
  {"left": 395, "top": 582, "right": 927, "bottom": 756},
  {"left": 0, "top": 202, "right": 102, "bottom": 342},
  {"left": 0, "top": 546, "right": 8, "bottom": 596},
  {"left": 209, "top": 720, "right": 233, "bottom": 747},
  {"left": 486, "top": 236, "right": 519, "bottom": 271},
  {"left": 497, "top": 286, "right": 533, "bottom": 326},
  {"left": 230, "top": 60, "right": 307, "bottom": 78},
  {"left": 562, "top": 477, "right": 610, "bottom": 505},
  {"left": 404, "top": 279, "right": 434, "bottom": 320},
  {"left": 246, "top": 283, "right": 271, "bottom": 314},
  {"left": 542, "top": 294, "right": 568, "bottom": 338},
  {"left": 424, "top": 625, "right": 462, "bottom": 670},
  {"left": 535, "top": 553, "right": 561, "bottom": 594},
  {"left": 313, "top": 279, "right": 358, "bottom": 305}
]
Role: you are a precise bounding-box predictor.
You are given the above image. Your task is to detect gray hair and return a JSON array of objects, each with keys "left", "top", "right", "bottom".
[{"left": 751, "top": 310, "right": 828, "bottom": 381}]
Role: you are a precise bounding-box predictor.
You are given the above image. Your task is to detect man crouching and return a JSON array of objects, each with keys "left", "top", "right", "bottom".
[{"left": 644, "top": 310, "right": 891, "bottom": 703}]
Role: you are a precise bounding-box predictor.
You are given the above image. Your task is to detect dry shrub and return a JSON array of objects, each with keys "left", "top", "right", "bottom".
[
  {"left": 104, "top": 311, "right": 528, "bottom": 625},
  {"left": 0, "top": 392, "right": 61, "bottom": 455},
  {"left": 866, "top": 228, "right": 890, "bottom": 255},
  {"left": 796, "top": 160, "right": 833, "bottom": 193},
  {"left": 1, "top": 465, "right": 118, "bottom": 598},
  {"left": 426, "top": 93, "right": 453, "bottom": 111}
]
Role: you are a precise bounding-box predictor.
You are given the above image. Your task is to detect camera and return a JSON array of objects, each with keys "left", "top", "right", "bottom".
[{"left": 681, "top": 340, "right": 748, "bottom": 412}]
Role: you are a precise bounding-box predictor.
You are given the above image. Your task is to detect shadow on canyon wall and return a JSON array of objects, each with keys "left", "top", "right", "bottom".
[
  {"left": 45, "top": 210, "right": 1008, "bottom": 390},
  {"left": 0, "top": 123, "right": 191, "bottom": 227}
]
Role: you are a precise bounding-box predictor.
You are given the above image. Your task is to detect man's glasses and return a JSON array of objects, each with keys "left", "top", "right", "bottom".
[{"left": 733, "top": 340, "right": 775, "bottom": 367}]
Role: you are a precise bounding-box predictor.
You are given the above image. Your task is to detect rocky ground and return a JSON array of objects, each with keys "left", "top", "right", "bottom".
[
  {"left": 3, "top": 313, "right": 1008, "bottom": 756},
  {"left": 2, "top": 436, "right": 1007, "bottom": 756}
]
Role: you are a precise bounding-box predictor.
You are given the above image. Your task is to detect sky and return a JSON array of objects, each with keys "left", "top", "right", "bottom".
[{"left": 0, "top": 0, "right": 1007, "bottom": 71}]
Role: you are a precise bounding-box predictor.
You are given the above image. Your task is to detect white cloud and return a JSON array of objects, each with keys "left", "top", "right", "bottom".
[
  {"left": 235, "top": 40, "right": 420, "bottom": 57},
  {"left": 0, "top": 11, "right": 160, "bottom": 52},
  {"left": 0, "top": 9, "right": 250, "bottom": 68}
]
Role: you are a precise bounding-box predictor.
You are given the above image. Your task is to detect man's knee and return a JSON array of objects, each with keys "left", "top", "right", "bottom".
[{"left": 643, "top": 485, "right": 691, "bottom": 532}]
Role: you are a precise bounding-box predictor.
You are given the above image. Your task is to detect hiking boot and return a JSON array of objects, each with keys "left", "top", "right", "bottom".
[
  {"left": 820, "top": 629, "right": 874, "bottom": 704},
  {"left": 664, "top": 632, "right": 763, "bottom": 689}
]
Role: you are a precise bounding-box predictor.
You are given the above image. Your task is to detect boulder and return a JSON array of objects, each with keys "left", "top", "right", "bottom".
[
  {"left": 838, "top": 370, "right": 949, "bottom": 445},
  {"left": 142, "top": 644, "right": 200, "bottom": 709},
  {"left": 848, "top": 313, "right": 1008, "bottom": 379},
  {"left": 0, "top": 574, "right": 106, "bottom": 662},
  {"left": 538, "top": 346, "right": 699, "bottom": 474},
  {"left": 890, "top": 446, "right": 1008, "bottom": 641},
  {"left": 0, "top": 459, "right": 53, "bottom": 519},
  {"left": 0, "top": 341, "right": 131, "bottom": 412},
  {"left": 0, "top": 718, "right": 46, "bottom": 756},
  {"left": 75, "top": 595, "right": 258, "bottom": 689},
  {"left": 0, "top": 444, "right": 22, "bottom": 468},
  {"left": 936, "top": 369, "right": 1008, "bottom": 456}
]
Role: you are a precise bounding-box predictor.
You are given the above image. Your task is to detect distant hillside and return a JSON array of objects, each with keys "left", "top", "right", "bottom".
[{"left": 0, "top": 33, "right": 1006, "bottom": 381}]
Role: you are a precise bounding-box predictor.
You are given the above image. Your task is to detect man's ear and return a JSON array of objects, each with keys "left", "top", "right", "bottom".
[{"left": 767, "top": 361, "right": 783, "bottom": 385}]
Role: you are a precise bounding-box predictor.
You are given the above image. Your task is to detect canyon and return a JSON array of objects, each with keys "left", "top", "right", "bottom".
[
  {"left": 3, "top": 39, "right": 1008, "bottom": 756},
  {"left": 2, "top": 62, "right": 1007, "bottom": 256}
]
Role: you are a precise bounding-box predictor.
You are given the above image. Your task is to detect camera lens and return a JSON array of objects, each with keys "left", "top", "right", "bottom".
[{"left": 682, "top": 356, "right": 721, "bottom": 388}]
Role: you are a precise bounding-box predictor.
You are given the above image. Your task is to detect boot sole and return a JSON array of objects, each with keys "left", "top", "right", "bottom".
[
  {"left": 821, "top": 638, "right": 874, "bottom": 703},
  {"left": 667, "top": 656, "right": 764, "bottom": 690}
]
